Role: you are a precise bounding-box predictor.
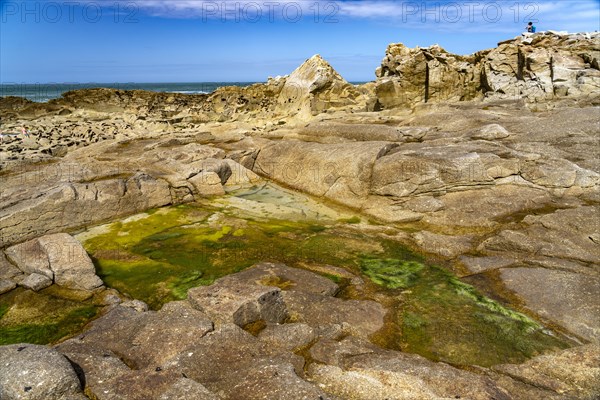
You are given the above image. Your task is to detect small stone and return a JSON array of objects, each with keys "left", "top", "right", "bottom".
[
  {"left": 121, "top": 299, "right": 149, "bottom": 312},
  {"left": 20, "top": 273, "right": 53, "bottom": 292}
]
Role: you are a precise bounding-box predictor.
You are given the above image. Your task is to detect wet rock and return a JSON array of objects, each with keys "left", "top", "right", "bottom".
[
  {"left": 0, "top": 344, "right": 84, "bottom": 400},
  {"left": 20, "top": 273, "right": 53, "bottom": 291}
]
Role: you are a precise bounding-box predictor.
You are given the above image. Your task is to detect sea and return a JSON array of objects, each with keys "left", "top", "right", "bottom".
[{"left": 0, "top": 82, "right": 258, "bottom": 103}]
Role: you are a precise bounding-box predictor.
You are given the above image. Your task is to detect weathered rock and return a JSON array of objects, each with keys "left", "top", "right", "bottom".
[
  {"left": 500, "top": 267, "right": 600, "bottom": 342},
  {"left": 38, "top": 233, "right": 103, "bottom": 291},
  {"left": 5, "top": 233, "right": 102, "bottom": 291},
  {"left": 307, "top": 337, "right": 509, "bottom": 400},
  {"left": 473, "top": 124, "right": 511, "bottom": 140},
  {"left": 120, "top": 299, "right": 149, "bottom": 313},
  {"left": 493, "top": 344, "right": 600, "bottom": 400},
  {"left": 5, "top": 239, "right": 53, "bottom": 279},
  {"left": 128, "top": 301, "right": 214, "bottom": 367},
  {"left": 254, "top": 141, "right": 395, "bottom": 208},
  {"left": 0, "top": 173, "right": 172, "bottom": 247},
  {"left": 278, "top": 54, "right": 361, "bottom": 119},
  {"left": 0, "top": 279, "right": 17, "bottom": 294},
  {"left": 257, "top": 323, "right": 316, "bottom": 352},
  {"left": 20, "top": 273, "right": 53, "bottom": 291},
  {"left": 0, "top": 344, "right": 84, "bottom": 400},
  {"left": 188, "top": 171, "right": 226, "bottom": 197},
  {"left": 188, "top": 274, "right": 288, "bottom": 327},
  {"left": 374, "top": 32, "right": 600, "bottom": 110},
  {"left": 0, "top": 251, "right": 22, "bottom": 280},
  {"left": 157, "top": 378, "right": 218, "bottom": 400}
]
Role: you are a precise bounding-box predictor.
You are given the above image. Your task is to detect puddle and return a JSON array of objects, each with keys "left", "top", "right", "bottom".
[{"left": 74, "top": 183, "right": 571, "bottom": 367}]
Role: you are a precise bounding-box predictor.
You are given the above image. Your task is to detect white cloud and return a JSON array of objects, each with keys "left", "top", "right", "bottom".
[{"left": 95, "top": 0, "right": 600, "bottom": 32}]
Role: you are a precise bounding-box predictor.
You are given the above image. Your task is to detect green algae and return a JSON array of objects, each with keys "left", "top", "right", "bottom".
[
  {"left": 0, "top": 288, "right": 98, "bottom": 345},
  {"left": 360, "top": 258, "right": 425, "bottom": 289},
  {"left": 78, "top": 185, "right": 571, "bottom": 367}
]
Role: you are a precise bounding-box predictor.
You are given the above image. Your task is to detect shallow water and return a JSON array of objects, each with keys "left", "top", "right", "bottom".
[
  {"left": 76, "top": 183, "right": 570, "bottom": 367},
  {"left": 0, "top": 287, "right": 97, "bottom": 345}
]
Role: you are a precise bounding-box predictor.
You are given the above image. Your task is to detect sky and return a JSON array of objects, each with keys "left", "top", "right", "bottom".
[{"left": 1, "top": 0, "right": 599, "bottom": 83}]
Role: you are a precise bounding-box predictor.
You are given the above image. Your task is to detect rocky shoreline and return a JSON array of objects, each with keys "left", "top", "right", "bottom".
[{"left": 1, "top": 31, "right": 599, "bottom": 399}]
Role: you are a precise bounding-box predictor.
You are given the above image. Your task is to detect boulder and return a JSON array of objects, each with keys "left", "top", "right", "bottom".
[
  {"left": 5, "top": 239, "right": 53, "bottom": 279},
  {"left": 254, "top": 140, "right": 395, "bottom": 208},
  {"left": 5, "top": 233, "right": 103, "bottom": 291},
  {"left": 188, "top": 171, "right": 226, "bottom": 197},
  {"left": 188, "top": 274, "right": 288, "bottom": 327},
  {"left": 0, "top": 344, "right": 84, "bottom": 400},
  {"left": 38, "top": 233, "right": 103, "bottom": 291}
]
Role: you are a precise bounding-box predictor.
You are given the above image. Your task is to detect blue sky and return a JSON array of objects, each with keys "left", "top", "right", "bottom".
[{"left": 1, "top": 0, "right": 599, "bottom": 83}]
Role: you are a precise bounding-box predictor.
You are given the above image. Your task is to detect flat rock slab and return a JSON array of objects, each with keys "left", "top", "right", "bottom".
[
  {"left": 0, "top": 344, "right": 85, "bottom": 400},
  {"left": 307, "top": 337, "right": 509, "bottom": 400},
  {"left": 493, "top": 344, "right": 600, "bottom": 400},
  {"left": 500, "top": 267, "right": 600, "bottom": 342}
]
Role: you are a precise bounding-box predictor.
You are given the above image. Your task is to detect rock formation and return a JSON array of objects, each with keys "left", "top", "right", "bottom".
[
  {"left": 375, "top": 31, "right": 600, "bottom": 109},
  {"left": 1, "top": 32, "right": 599, "bottom": 399}
]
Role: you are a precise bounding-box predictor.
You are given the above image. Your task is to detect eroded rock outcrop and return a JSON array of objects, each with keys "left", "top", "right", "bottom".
[{"left": 375, "top": 31, "right": 600, "bottom": 109}]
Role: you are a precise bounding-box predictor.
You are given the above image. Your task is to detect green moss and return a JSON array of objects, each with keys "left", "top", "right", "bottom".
[
  {"left": 360, "top": 258, "right": 425, "bottom": 289},
  {"left": 0, "top": 296, "right": 97, "bottom": 346}
]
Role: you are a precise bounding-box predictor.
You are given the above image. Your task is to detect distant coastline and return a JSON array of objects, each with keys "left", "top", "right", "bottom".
[
  {"left": 0, "top": 81, "right": 369, "bottom": 103},
  {"left": 0, "top": 82, "right": 256, "bottom": 103}
]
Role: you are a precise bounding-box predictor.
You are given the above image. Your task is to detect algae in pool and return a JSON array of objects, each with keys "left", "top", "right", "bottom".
[
  {"left": 0, "top": 288, "right": 97, "bottom": 345},
  {"left": 79, "top": 186, "right": 570, "bottom": 367}
]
